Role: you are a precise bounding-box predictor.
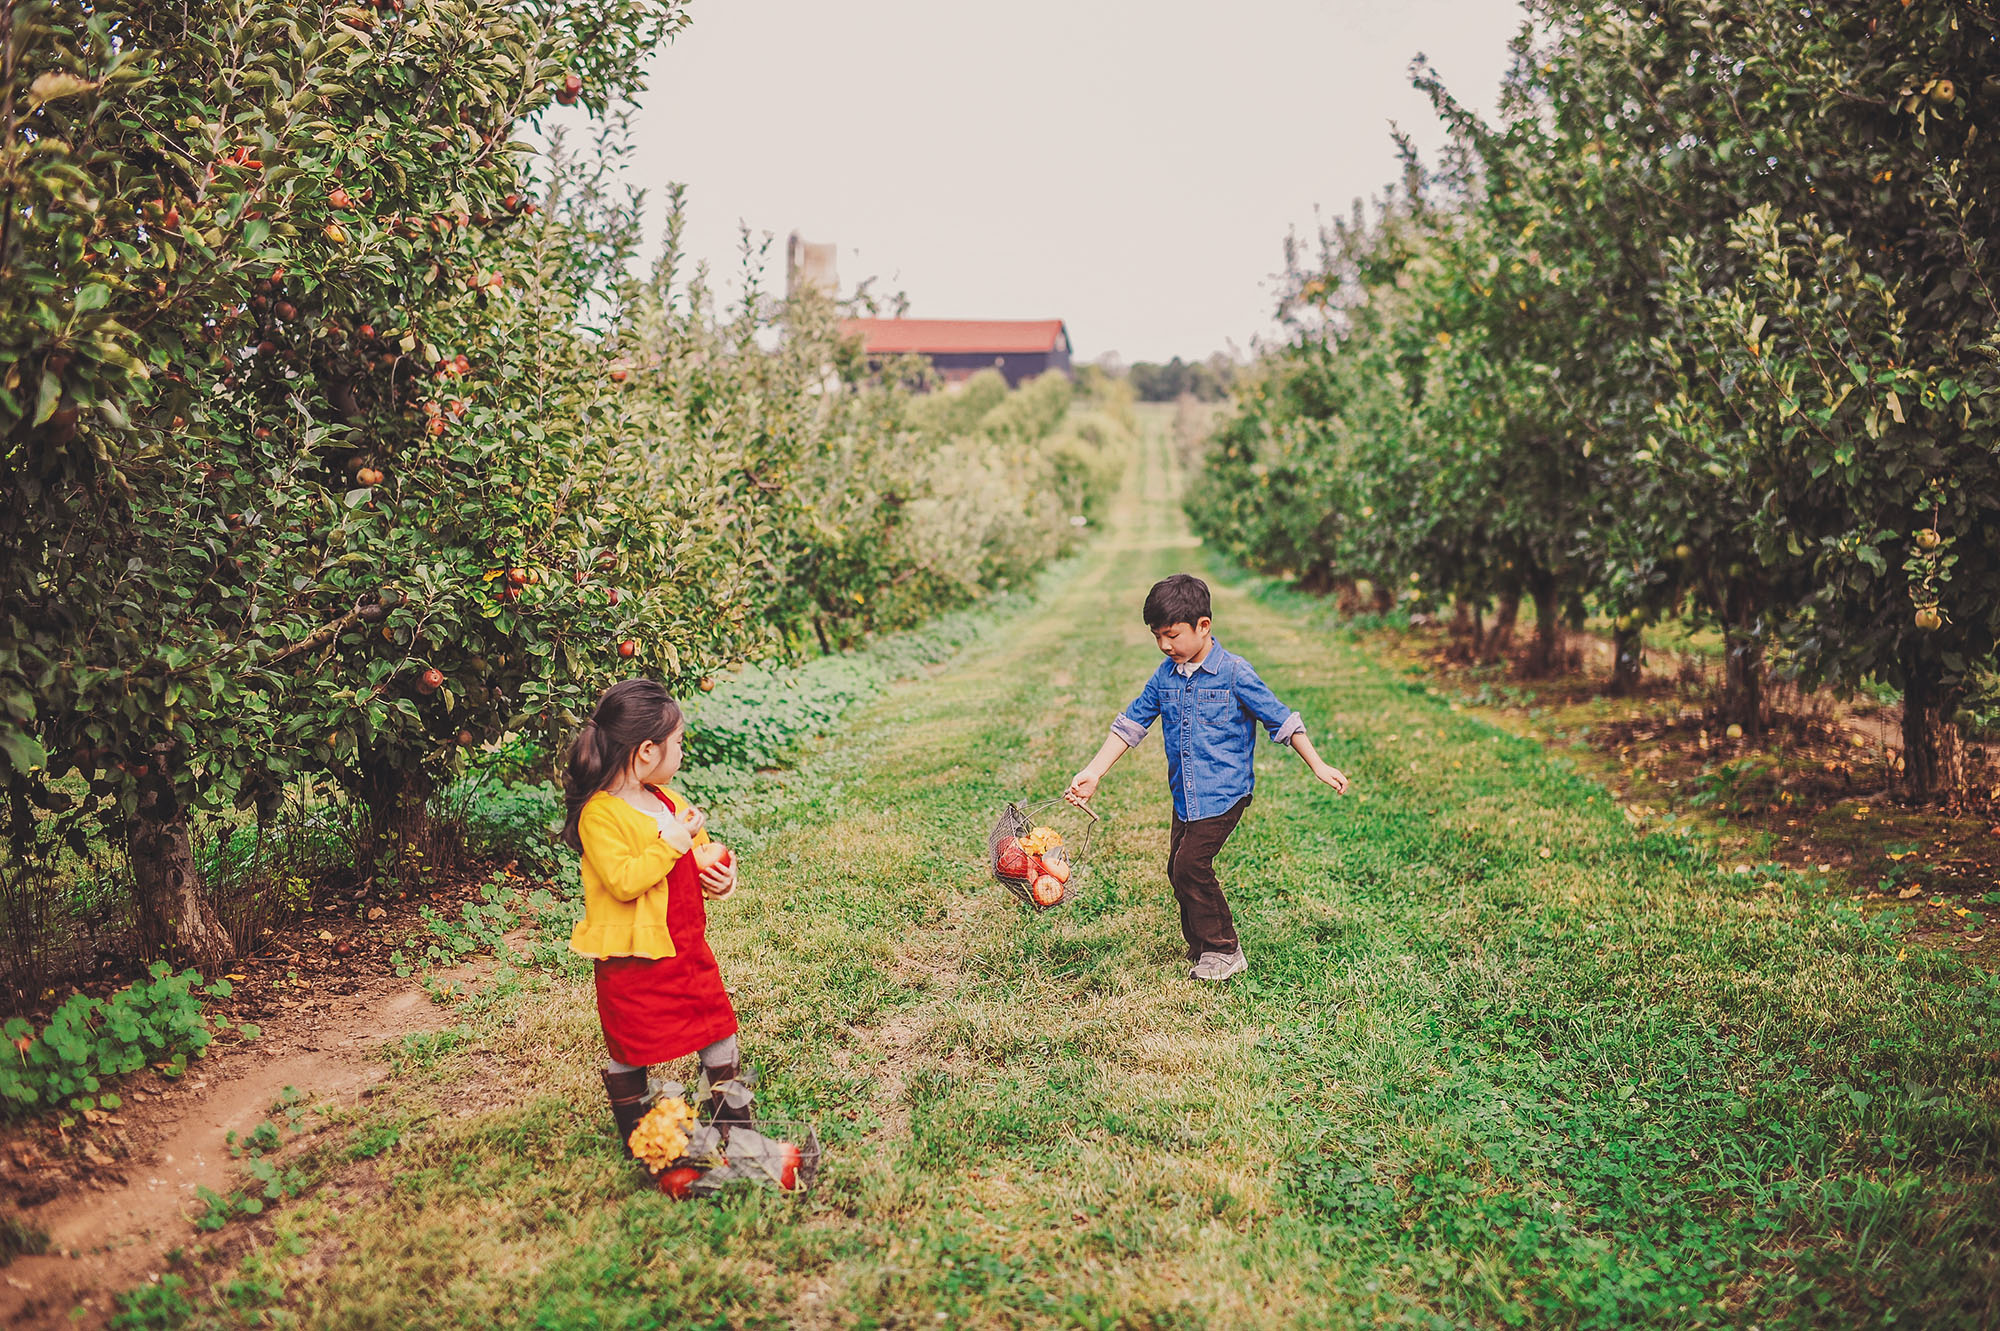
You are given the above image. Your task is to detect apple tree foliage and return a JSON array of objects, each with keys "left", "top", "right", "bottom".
[
  {"left": 2, "top": 0, "right": 694, "bottom": 962},
  {"left": 4, "top": 0, "right": 1122, "bottom": 967},
  {"left": 1191, "top": 0, "right": 2000, "bottom": 802}
]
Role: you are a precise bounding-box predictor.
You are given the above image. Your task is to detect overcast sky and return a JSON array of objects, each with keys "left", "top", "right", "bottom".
[{"left": 597, "top": 1, "right": 1526, "bottom": 364}]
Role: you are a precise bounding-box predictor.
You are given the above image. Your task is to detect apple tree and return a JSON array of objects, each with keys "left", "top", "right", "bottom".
[{"left": 0, "top": 0, "right": 686, "bottom": 961}]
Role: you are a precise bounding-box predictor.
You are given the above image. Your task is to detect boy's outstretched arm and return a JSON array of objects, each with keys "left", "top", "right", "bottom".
[
  {"left": 1066, "top": 734, "right": 1131, "bottom": 805},
  {"left": 1071, "top": 672, "right": 1161, "bottom": 805},
  {"left": 1288, "top": 731, "right": 1350, "bottom": 795}
]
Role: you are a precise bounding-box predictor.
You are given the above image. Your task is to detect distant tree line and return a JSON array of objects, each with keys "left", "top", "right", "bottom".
[{"left": 1119, "top": 354, "right": 1238, "bottom": 403}]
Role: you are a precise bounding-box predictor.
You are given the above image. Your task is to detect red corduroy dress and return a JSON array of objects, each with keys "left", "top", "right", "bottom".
[{"left": 592, "top": 790, "right": 737, "bottom": 1065}]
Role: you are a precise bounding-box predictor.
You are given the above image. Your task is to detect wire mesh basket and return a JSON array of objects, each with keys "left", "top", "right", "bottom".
[
  {"left": 989, "top": 796, "right": 1100, "bottom": 911},
  {"left": 659, "top": 1120, "right": 821, "bottom": 1199},
  {"left": 636, "top": 1077, "right": 820, "bottom": 1199}
]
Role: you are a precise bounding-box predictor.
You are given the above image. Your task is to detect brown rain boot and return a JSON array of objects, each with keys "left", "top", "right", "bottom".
[
  {"left": 698, "top": 1060, "right": 756, "bottom": 1128},
  {"left": 601, "top": 1066, "right": 651, "bottom": 1157}
]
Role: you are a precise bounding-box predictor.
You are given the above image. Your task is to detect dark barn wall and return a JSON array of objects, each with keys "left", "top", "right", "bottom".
[{"left": 924, "top": 351, "right": 1068, "bottom": 387}]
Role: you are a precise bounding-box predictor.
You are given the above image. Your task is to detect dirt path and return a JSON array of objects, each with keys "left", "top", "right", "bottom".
[{"left": 1, "top": 955, "right": 497, "bottom": 1329}]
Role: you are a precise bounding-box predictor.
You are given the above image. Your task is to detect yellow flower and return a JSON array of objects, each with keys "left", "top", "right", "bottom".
[{"left": 629, "top": 1098, "right": 698, "bottom": 1174}]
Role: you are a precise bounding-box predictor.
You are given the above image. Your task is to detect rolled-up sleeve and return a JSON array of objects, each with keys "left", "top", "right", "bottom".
[
  {"left": 1234, "top": 660, "right": 1304, "bottom": 744},
  {"left": 1111, "top": 671, "right": 1162, "bottom": 748}
]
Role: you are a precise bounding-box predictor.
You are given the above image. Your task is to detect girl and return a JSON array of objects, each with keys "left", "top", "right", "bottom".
[{"left": 562, "top": 678, "right": 750, "bottom": 1157}]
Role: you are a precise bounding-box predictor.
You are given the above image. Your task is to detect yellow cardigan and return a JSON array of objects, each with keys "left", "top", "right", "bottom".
[{"left": 568, "top": 788, "right": 709, "bottom": 960}]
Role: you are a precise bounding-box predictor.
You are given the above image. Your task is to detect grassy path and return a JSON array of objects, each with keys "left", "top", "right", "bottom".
[{"left": 234, "top": 415, "right": 1993, "bottom": 1330}]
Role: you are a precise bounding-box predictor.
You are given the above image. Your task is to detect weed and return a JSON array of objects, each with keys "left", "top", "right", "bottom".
[
  {"left": 0, "top": 964, "right": 254, "bottom": 1118},
  {"left": 0, "top": 1214, "right": 49, "bottom": 1264}
]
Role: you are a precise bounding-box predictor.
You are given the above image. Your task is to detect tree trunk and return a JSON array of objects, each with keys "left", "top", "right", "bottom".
[
  {"left": 1447, "top": 598, "right": 1483, "bottom": 662},
  {"left": 1720, "top": 636, "right": 1765, "bottom": 734},
  {"left": 128, "top": 774, "right": 234, "bottom": 969},
  {"left": 1609, "top": 625, "right": 1644, "bottom": 696},
  {"left": 1716, "top": 582, "right": 1768, "bottom": 735},
  {"left": 1521, "top": 572, "right": 1565, "bottom": 677},
  {"left": 1900, "top": 654, "right": 1966, "bottom": 805},
  {"left": 1482, "top": 586, "right": 1520, "bottom": 663},
  {"left": 1454, "top": 598, "right": 1482, "bottom": 635},
  {"left": 357, "top": 757, "right": 435, "bottom": 885}
]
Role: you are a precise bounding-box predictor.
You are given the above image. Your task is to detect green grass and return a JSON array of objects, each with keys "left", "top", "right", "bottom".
[{"left": 133, "top": 418, "right": 2000, "bottom": 1329}]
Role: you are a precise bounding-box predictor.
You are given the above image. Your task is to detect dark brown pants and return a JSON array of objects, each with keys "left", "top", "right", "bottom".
[{"left": 1168, "top": 795, "right": 1250, "bottom": 960}]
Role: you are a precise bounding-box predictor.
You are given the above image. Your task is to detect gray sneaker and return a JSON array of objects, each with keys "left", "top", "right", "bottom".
[{"left": 1189, "top": 949, "right": 1248, "bottom": 982}]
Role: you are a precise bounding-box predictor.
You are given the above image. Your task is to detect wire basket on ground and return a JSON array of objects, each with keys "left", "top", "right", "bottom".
[
  {"left": 989, "top": 796, "right": 1099, "bottom": 911},
  {"left": 653, "top": 1119, "right": 822, "bottom": 1199},
  {"left": 631, "top": 1085, "right": 820, "bottom": 1199}
]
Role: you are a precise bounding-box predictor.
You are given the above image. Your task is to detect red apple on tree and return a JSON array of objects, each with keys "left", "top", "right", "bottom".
[{"left": 618, "top": 639, "right": 637, "bottom": 658}]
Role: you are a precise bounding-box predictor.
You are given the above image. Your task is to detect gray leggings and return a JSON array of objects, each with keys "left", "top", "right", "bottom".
[{"left": 605, "top": 1033, "right": 736, "bottom": 1075}]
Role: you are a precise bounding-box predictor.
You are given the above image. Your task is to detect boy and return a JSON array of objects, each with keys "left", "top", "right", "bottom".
[{"left": 1066, "top": 573, "right": 1348, "bottom": 981}]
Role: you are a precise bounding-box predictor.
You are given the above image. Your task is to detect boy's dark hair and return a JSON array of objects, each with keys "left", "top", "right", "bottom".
[
  {"left": 1143, "top": 574, "right": 1211, "bottom": 630},
  {"left": 560, "top": 678, "right": 684, "bottom": 851}
]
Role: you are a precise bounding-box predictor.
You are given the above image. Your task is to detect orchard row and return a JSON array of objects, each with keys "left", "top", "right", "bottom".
[
  {"left": 1191, "top": 1, "right": 1999, "bottom": 803},
  {"left": 1, "top": 0, "right": 1128, "bottom": 965}
]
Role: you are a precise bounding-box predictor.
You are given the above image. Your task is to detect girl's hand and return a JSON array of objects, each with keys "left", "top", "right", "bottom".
[
  {"left": 678, "top": 804, "right": 707, "bottom": 838},
  {"left": 1065, "top": 769, "right": 1100, "bottom": 806},
  {"left": 699, "top": 858, "right": 737, "bottom": 900},
  {"left": 1315, "top": 763, "right": 1350, "bottom": 795}
]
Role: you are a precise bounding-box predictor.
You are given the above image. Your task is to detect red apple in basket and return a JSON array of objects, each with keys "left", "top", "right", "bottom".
[
  {"left": 997, "top": 837, "right": 1032, "bottom": 880},
  {"left": 659, "top": 1166, "right": 702, "bottom": 1199},
  {"left": 779, "top": 1141, "right": 802, "bottom": 1191},
  {"left": 1031, "top": 874, "right": 1063, "bottom": 906},
  {"left": 1042, "top": 847, "right": 1071, "bottom": 885}
]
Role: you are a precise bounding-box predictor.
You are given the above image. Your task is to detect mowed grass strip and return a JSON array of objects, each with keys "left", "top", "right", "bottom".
[{"left": 217, "top": 416, "right": 1994, "bottom": 1330}]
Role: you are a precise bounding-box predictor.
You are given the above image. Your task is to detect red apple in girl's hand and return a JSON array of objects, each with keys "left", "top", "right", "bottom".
[{"left": 693, "top": 841, "right": 733, "bottom": 873}]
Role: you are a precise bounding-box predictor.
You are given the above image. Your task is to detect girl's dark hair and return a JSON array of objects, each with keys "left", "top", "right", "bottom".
[
  {"left": 561, "top": 679, "right": 684, "bottom": 851},
  {"left": 1143, "top": 573, "right": 1211, "bottom": 630}
]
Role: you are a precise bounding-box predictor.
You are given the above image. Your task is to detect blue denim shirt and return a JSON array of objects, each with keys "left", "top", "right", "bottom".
[{"left": 1110, "top": 641, "right": 1304, "bottom": 822}]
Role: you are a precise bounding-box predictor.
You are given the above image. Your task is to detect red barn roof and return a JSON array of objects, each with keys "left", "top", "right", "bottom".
[{"left": 839, "top": 318, "right": 1070, "bottom": 355}]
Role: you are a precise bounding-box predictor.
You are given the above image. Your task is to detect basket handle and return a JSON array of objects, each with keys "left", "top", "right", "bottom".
[{"left": 1025, "top": 794, "right": 1101, "bottom": 824}]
